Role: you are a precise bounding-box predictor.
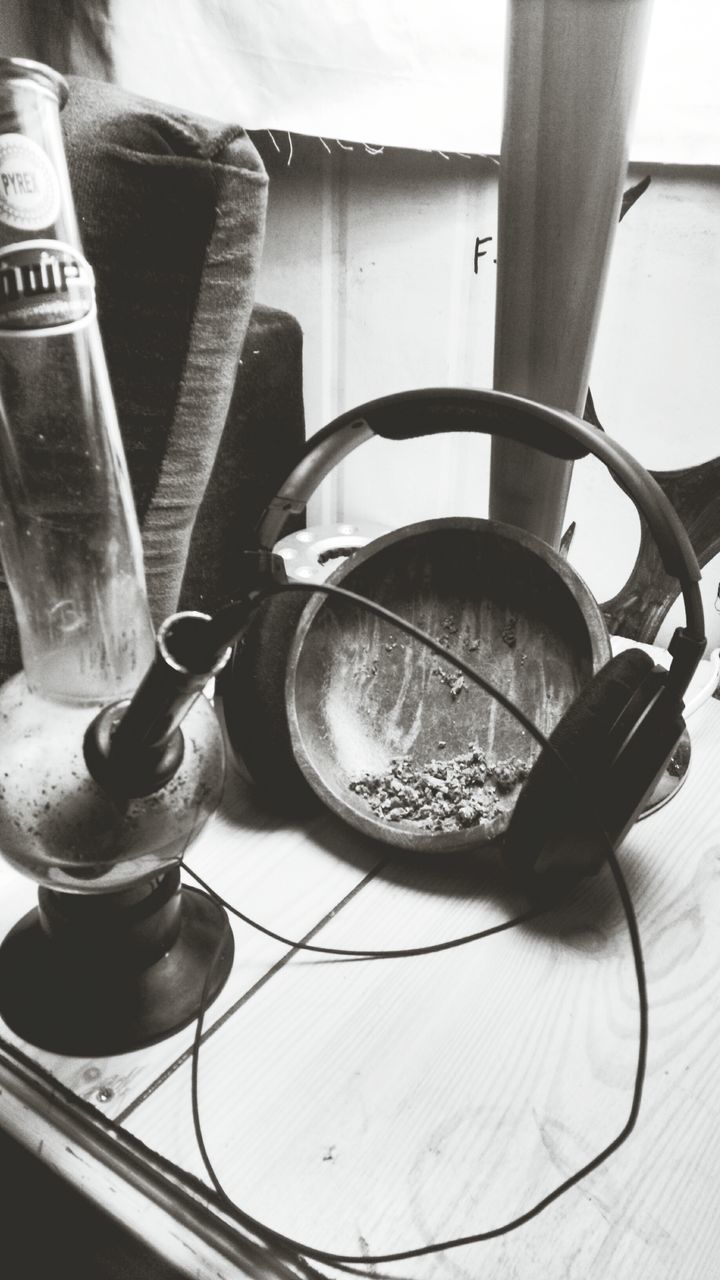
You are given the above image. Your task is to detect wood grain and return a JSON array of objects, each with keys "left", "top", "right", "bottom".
[
  {"left": 1, "top": 700, "right": 719, "bottom": 1277},
  {"left": 287, "top": 518, "right": 611, "bottom": 854},
  {"left": 117, "top": 699, "right": 720, "bottom": 1277},
  {"left": 0, "top": 778, "right": 382, "bottom": 1120}
]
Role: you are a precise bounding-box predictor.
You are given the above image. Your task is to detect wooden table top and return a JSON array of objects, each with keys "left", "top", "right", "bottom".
[{"left": 0, "top": 698, "right": 719, "bottom": 1279}]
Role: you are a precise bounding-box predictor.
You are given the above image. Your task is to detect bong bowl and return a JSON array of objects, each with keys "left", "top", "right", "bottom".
[{"left": 0, "top": 672, "right": 225, "bottom": 893}]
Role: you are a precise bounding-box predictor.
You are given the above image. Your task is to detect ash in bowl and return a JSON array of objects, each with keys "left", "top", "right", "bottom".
[{"left": 349, "top": 743, "right": 531, "bottom": 834}]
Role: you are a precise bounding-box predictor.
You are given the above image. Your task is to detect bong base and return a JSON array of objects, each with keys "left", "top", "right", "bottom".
[{"left": 0, "top": 873, "right": 234, "bottom": 1056}]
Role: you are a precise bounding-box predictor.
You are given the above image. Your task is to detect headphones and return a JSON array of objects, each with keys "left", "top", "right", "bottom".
[{"left": 222, "top": 387, "right": 706, "bottom": 894}]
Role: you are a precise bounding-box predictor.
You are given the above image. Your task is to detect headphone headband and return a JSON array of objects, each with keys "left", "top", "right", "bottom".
[{"left": 257, "top": 387, "right": 705, "bottom": 656}]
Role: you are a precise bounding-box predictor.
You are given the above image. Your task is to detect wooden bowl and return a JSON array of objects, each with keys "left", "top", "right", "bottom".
[{"left": 286, "top": 518, "right": 611, "bottom": 855}]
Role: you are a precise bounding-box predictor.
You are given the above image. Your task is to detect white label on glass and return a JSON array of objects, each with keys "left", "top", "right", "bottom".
[
  {"left": 0, "top": 240, "right": 95, "bottom": 331},
  {"left": 0, "top": 134, "right": 61, "bottom": 232}
]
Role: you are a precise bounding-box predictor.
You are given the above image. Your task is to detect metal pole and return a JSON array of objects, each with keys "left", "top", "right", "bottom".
[{"left": 490, "top": 0, "right": 654, "bottom": 547}]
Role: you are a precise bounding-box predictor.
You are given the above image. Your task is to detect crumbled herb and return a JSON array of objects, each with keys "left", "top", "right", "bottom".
[
  {"left": 501, "top": 615, "right": 517, "bottom": 648},
  {"left": 349, "top": 744, "right": 530, "bottom": 833},
  {"left": 434, "top": 666, "right": 467, "bottom": 697}
]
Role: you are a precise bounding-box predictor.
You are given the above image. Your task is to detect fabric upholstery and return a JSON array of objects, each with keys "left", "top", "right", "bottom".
[
  {"left": 63, "top": 75, "right": 268, "bottom": 621},
  {"left": 180, "top": 301, "right": 306, "bottom": 615},
  {"left": 0, "top": 75, "right": 305, "bottom": 683}
]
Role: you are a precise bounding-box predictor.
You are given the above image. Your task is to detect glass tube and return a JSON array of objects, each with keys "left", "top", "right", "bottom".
[{"left": 0, "top": 58, "right": 155, "bottom": 703}]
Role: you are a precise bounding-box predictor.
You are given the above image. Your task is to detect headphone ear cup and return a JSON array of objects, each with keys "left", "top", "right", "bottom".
[
  {"left": 221, "top": 591, "right": 323, "bottom": 815},
  {"left": 503, "top": 648, "right": 655, "bottom": 894}
]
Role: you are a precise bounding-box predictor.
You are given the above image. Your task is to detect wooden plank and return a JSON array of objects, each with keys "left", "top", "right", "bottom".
[
  {"left": 0, "top": 1049, "right": 308, "bottom": 1280},
  {"left": 116, "top": 701, "right": 720, "bottom": 1277},
  {"left": 0, "top": 763, "right": 382, "bottom": 1120}
]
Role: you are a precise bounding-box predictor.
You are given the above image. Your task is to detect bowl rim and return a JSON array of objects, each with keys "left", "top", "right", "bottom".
[{"left": 284, "top": 515, "right": 612, "bottom": 853}]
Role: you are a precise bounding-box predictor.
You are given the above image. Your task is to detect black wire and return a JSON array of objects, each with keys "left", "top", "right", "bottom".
[
  {"left": 182, "top": 861, "right": 554, "bottom": 960},
  {"left": 186, "top": 577, "right": 649, "bottom": 1268},
  {"left": 182, "top": 573, "right": 578, "bottom": 960},
  {"left": 210, "top": 577, "right": 582, "bottom": 744}
]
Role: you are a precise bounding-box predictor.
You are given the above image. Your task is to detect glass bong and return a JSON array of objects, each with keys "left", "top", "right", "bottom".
[{"left": 0, "top": 59, "right": 233, "bottom": 1054}]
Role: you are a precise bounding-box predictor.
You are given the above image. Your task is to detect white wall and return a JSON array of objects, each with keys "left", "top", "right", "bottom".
[
  {"left": 2, "top": 2, "right": 717, "bottom": 644},
  {"left": 253, "top": 138, "right": 720, "bottom": 646}
]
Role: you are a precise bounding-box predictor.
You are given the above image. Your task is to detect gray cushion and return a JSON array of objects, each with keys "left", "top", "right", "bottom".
[{"left": 0, "top": 74, "right": 269, "bottom": 681}]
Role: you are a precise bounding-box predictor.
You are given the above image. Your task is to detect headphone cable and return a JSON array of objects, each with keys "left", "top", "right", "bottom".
[{"left": 183, "top": 577, "right": 648, "bottom": 1268}]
